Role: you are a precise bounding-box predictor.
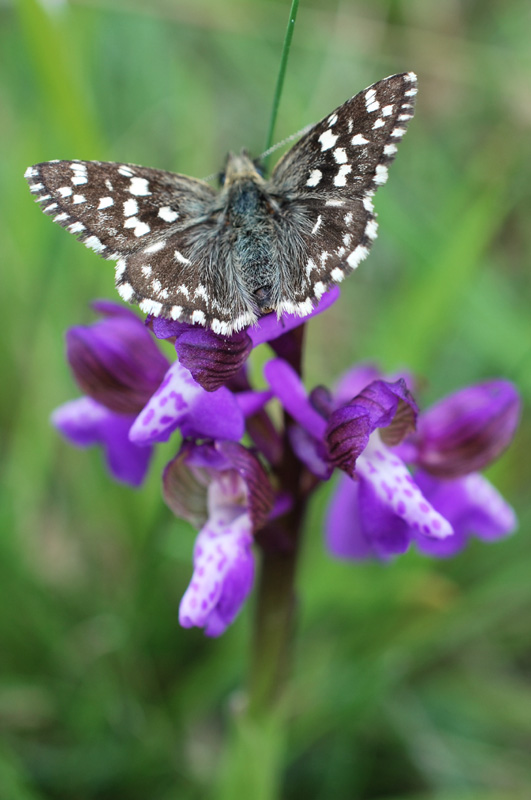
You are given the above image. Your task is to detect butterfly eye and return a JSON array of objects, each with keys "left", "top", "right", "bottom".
[{"left": 218, "top": 171, "right": 226, "bottom": 187}]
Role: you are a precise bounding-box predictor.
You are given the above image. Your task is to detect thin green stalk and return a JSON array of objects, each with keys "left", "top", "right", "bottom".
[{"left": 264, "top": 0, "right": 300, "bottom": 164}]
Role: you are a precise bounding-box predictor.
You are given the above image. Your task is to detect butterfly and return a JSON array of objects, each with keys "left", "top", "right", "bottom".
[{"left": 25, "top": 72, "right": 416, "bottom": 336}]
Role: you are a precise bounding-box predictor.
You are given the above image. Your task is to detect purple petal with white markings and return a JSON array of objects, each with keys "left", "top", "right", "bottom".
[
  {"left": 356, "top": 440, "right": 453, "bottom": 539},
  {"left": 179, "top": 501, "right": 254, "bottom": 637},
  {"left": 413, "top": 471, "right": 516, "bottom": 557},
  {"left": 129, "top": 360, "right": 244, "bottom": 445}
]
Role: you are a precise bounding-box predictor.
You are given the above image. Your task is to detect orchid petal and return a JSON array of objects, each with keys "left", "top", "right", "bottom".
[
  {"left": 52, "top": 397, "right": 151, "bottom": 486},
  {"left": 179, "top": 512, "right": 254, "bottom": 637},
  {"left": 414, "top": 380, "right": 520, "bottom": 478},
  {"left": 356, "top": 437, "right": 453, "bottom": 539},
  {"left": 264, "top": 358, "right": 327, "bottom": 437},
  {"left": 129, "top": 361, "right": 244, "bottom": 445},
  {"left": 413, "top": 471, "right": 516, "bottom": 556}
]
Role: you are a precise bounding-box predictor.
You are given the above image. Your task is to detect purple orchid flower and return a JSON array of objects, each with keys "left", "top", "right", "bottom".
[
  {"left": 265, "top": 360, "right": 519, "bottom": 560},
  {"left": 51, "top": 291, "right": 520, "bottom": 636},
  {"left": 163, "top": 441, "right": 274, "bottom": 636},
  {"left": 53, "top": 302, "right": 249, "bottom": 484},
  {"left": 53, "top": 302, "right": 170, "bottom": 486}
]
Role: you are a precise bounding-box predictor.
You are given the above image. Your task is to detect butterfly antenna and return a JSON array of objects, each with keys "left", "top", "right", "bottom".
[{"left": 258, "top": 123, "right": 314, "bottom": 163}]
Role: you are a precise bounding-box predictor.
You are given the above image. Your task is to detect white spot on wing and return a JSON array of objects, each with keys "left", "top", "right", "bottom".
[
  {"left": 118, "top": 282, "right": 134, "bottom": 301},
  {"left": 333, "top": 147, "right": 348, "bottom": 164},
  {"left": 314, "top": 281, "right": 326, "bottom": 299},
  {"left": 158, "top": 206, "right": 179, "bottom": 223},
  {"left": 129, "top": 177, "right": 151, "bottom": 196},
  {"left": 192, "top": 310, "right": 206, "bottom": 325},
  {"left": 351, "top": 134, "right": 369, "bottom": 146},
  {"left": 139, "top": 298, "right": 163, "bottom": 315},
  {"left": 85, "top": 235, "right": 106, "bottom": 253},
  {"left": 384, "top": 144, "right": 397, "bottom": 156},
  {"left": 311, "top": 216, "right": 322, "bottom": 235},
  {"left": 367, "top": 101, "right": 380, "bottom": 113},
  {"left": 133, "top": 221, "right": 150, "bottom": 237},
  {"left": 365, "top": 219, "right": 378, "bottom": 239},
  {"left": 72, "top": 195, "right": 86, "bottom": 204},
  {"left": 382, "top": 104, "right": 394, "bottom": 117},
  {"left": 174, "top": 251, "right": 191, "bottom": 265},
  {"left": 98, "top": 196, "right": 114, "bottom": 209},
  {"left": 58, "top": 186, "right": 73, "bottom": 197},
  {"left": 318, "top": 129, "right": 338, "bottom": 151},
  {"left": 71, "top": 175, "right": 87, "bottom": 185},
  {"left": 334, "top": 164, "right": 352, "bottom": 187},
  {"left": 372, "top": 118, "right": 385, "bottom": 129},
  {"left": 331, "top": 267, "right": 345, "bottom": 282},
  {"left": 325, "top": 199, "right": 345, "bottom": 207},
  {"left": 171, "top": 306, "right": 182, "bottom": 320},
  {"left": 44, "top": 203, "right": 58, "bottom": 212},
  {"left": 29, "top": 183, "right": 43, "bottom": 192},
  {"left": 141, "top": 265, "right": 152, "bottom": 277},
  {"left": 347, "top": 245, "right": 369, "bottom": 269},
  {"left": 69, "top": 221, "right": 85, "bottom": 234},
  {"left": 195, "top": 285, "right": 208, "bottom": 300},
  {"left": 54, "top": 213, "right": 69, "bottom": 222},
  {"left": 118, "top": 166, "right": 134, "bottom": 177},
  {"left": 25, "top": 167, "right": 38, "bottom": 178},
  {"left": 374, "top": 164, "right": 388, "bottom": 185},
  {"left": 115, "top": 258, "right": 127, "bottom": 279},
  {"left": 123, "top": 198, "right": 138, "bottom": 217},
  {"left": 143, "top": 240, "right": 166, "bottom": 254},
  {"left": 306, "top": 169, "right": 322, "bottom": 187}
]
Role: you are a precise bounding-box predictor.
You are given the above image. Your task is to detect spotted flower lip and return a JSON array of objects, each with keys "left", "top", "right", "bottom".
[
  {"left": 66, "top": 302, "right": 169, "bottom": 415},
  {"left": 411, "top": 380, "right": 520, "bottom": 478},
  {"left": 411, "top": 471, "right": 516, "bottom": 557},
  {"left": 164, "top": 442, "right": 274, "bottom": 637},
  {"left": 52, "top": 396, "right": 152, "bottom": 486},
  {"left": 129, "top": 360, "right": 245, "bottom": 445}
]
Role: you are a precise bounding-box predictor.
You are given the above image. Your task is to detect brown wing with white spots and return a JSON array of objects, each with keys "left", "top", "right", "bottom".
[
  {"left": 268, "top": 72, "right": 416, "bottom": 315},
  {"left": 25, "top": 160, "right": 216, "bottom": 259},
  {"left": 25, "top": 159, "right": 258, "bottom": 333}
]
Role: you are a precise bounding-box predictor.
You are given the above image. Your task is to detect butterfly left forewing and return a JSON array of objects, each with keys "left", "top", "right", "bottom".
[{"left": 25, "top": 160, "right": 216, "bottom": 258}]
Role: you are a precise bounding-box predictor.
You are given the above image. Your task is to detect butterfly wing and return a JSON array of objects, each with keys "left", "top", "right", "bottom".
[
  {"left": 269, "top": 72, "right": 417, "bottom": 312},
  {"left": 25, "top": 160, "right": 257, "bottom": 331}
]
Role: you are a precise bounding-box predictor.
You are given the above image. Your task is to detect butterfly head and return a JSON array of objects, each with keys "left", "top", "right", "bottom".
[{"left": 219, "top": 150, "right": 264, "bottom": 188}]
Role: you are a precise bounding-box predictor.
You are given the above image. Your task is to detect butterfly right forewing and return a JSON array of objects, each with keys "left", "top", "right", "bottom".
[{"left": 268, "top": 72, "right": 417, "bottom": 311}]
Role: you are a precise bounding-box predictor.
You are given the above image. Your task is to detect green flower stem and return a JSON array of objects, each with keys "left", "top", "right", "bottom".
[
  {"left": 218, "top": 326, "right": 307, "bottom": 800},
  {"left": 264, "top": 0, "right": 301, "bottom": 165}
]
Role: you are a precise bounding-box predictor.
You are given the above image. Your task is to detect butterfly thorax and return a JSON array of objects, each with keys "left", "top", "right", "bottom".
[{"left": 219, "top": 152, "right": 279, "bottom": 311}]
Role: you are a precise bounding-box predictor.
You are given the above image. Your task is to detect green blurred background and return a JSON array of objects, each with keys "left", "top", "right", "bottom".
[{"left": 1, "top": 0, "right": 530, "bottom": 797}]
